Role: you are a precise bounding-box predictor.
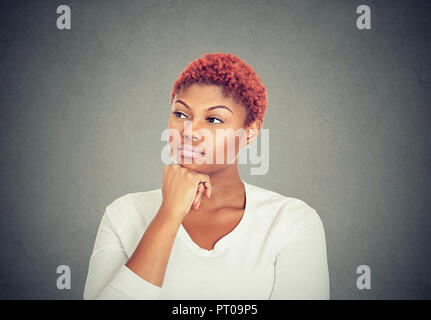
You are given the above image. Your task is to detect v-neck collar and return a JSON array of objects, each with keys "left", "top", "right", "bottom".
[{"left": 178, "top": 179, "right": 253, "bottom": 257}]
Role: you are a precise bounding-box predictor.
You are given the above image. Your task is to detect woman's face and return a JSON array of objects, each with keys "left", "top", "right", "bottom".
[{"left": 167, "top": 83, "right": 252, "bottom": 175}]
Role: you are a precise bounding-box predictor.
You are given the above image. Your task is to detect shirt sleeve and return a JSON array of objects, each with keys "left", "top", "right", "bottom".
[
  {"left": 269, "top": 210, "right": 330, "bottom": 300},
  {"left": 83, "top": 204, "right": 163, "bottom": 300}
]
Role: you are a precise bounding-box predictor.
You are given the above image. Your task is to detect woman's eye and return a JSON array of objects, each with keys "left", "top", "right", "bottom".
[
  {"left": 172, "top": 111, "right": 223, "bottom": 124},
  {"left": 207, "top": 117, "right": 223, "bottom": 124},
  {"left": 173, "top": 111, "right": 187, "bottom": 119}
]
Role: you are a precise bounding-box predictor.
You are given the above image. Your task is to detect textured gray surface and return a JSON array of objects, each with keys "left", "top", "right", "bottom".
[{"left": 0, "top": 0, "right": 430, "bottom": 299}]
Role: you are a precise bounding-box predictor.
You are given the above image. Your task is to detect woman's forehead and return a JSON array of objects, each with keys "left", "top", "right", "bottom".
[{"left": 175, "top": 84, "right": 246, "bottom": 113}]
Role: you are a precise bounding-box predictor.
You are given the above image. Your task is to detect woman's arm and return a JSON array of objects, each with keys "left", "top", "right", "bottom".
[
  {"left": 269, "top": 210, "right": 330, "bottom": 300},
  {"left": 83, "top": 164, "right": 211, "bottom": 299},
  {"left": 83, "top": 204, "right": 182, "bottom": 300},
  {"left": 125, "top": 204, "right": 183, "bottom": 287}
]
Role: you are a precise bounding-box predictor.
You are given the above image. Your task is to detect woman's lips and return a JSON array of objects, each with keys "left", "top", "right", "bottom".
[{"left": 176, "top": 146, "right": 205, "bottom": 158}]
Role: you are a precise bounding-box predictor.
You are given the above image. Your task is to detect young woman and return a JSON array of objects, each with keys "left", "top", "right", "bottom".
[{"left": 83, "top": 52, "right": 330, "bottom": 300}]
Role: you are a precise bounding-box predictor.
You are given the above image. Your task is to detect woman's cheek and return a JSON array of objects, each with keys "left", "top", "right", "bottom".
[{"left": 217, "top": 134, "right": 239, "bottom": 163}]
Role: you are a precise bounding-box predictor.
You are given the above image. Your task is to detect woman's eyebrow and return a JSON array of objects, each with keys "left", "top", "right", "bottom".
[{"left": 175, "top": 99, "right": 233, "bottom": 114}]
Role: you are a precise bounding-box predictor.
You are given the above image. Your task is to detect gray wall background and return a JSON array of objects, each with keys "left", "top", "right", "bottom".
[{"left": 1, "top": 0, "right": 430, "bottom": 299}]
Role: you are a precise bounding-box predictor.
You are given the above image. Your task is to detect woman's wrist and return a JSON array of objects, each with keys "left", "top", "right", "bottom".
[{"left": 156, "top": 203, "right": 184, "bottom": 228}]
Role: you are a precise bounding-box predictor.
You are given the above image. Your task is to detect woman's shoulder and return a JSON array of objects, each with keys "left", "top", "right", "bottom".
[
  {"left": 246, "top": 181, "right": 323, "bottom": 230},
  {"left": 246, "top": 181, "right": 326, "bottom": 252},
  {"left": 246, "top": 181, "right": 316, "bottom": 212},
  {"left": 103, "top": 187, "right": 163, "bottom": 226},
  {"left": 108, "top": 187, "right": 162, "bottom": 208}
]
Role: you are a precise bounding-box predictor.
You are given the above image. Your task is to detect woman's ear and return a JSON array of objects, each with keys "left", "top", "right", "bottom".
[{"left": 247, "top": 120, "right": 262, "bottom": 145}]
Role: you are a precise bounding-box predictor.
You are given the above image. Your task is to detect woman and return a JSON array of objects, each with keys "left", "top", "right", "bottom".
[{"left": 83, "top": 52, "right": 330, "bottom": 300}]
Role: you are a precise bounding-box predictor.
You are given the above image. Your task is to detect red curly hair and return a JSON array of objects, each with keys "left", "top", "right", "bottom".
[{"left": 170, "top": 52, "right": 268, "bottom": 127}]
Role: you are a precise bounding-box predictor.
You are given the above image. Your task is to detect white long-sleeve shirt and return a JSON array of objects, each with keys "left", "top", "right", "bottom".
[{"left": 83, "top": 180, "right": 330, "bottom": 300}]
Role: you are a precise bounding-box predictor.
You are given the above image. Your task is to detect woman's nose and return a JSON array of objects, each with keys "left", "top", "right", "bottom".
[{"left": 183, "top": 120, "right": 203, "bottom": 142}]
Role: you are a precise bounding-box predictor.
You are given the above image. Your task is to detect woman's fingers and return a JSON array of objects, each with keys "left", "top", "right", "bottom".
[
  {"left": 201, "top": 178, "right": 212, "bottom": 199},
  {"left": 193, "top": 183, "right": 205, "bottom": 209},
  {"left": 193, "top": 185, "right": 202, "bottom": 206}
]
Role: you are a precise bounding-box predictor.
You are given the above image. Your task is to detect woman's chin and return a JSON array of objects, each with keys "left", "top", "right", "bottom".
[
  {"left": 174, "top": 153, "right": 207, "bottom": 165},
  {"left": 178, "top": 158, "right": 205, "bottom": 167},
  {"left": 170, "top": 153, "right": 228, "bottom": 173},
  {"left": 176, "top": 157, "right": 212, "bottom": 171}
]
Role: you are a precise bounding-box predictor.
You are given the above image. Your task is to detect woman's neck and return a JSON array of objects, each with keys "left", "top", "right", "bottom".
[{"left": 199, "top": 164, "right": 245, "bottom": 211}]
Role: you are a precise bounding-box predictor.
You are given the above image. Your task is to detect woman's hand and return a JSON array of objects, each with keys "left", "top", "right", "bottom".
[{"left": 160, "top": 164, "right": 212, "bottom": 221}]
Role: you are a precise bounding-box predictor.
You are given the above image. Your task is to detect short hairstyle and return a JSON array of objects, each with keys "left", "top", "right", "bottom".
[{"left": 170, "top": 52, "right": 268, "bottom": 126}]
